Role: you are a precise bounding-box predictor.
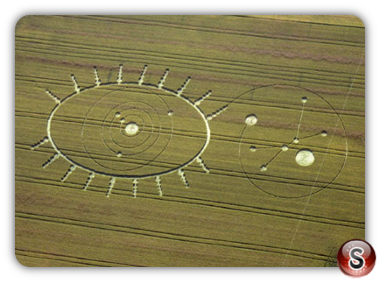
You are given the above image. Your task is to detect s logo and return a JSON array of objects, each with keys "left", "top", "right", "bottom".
[
  {"left": 337, "top": 239, "right": 376, "bottom": 277},
  {"left": 349, "top": 247, "right": 365, "bottom": 270}
]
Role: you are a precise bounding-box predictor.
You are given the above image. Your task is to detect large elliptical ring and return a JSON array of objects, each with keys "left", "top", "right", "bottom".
[{"left": 47, "top": 82, "right": 211, "bottom": 179}]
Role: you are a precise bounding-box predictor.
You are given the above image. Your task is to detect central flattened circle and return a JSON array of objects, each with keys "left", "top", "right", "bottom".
[{"left": 125, "top": 122, "right": 139, "bottom": 136}]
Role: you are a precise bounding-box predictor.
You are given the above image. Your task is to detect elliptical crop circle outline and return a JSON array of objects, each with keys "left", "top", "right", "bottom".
[{"left": 47, "top": 82, "right": 211, "bottom": 179}]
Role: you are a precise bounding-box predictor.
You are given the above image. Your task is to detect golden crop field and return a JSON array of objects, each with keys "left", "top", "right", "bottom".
[{"left": 15, "top": 15, "right": 365, "bottom": 267}]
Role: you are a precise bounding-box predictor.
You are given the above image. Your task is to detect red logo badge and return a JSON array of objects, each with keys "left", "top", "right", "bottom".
[{"left": 337, "top": 239, "right": 376, "bottom": 277}]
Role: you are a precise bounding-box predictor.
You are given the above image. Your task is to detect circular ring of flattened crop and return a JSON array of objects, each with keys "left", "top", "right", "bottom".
[{"left": 236, "top": 84, "right": 347, "bottom": 199}]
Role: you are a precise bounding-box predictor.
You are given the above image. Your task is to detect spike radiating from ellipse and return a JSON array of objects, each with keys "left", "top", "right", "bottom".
[
  {"left": 132, "top": 179, "right": 138, "bottom": 198},
  {"left": 42, "top": 153, "right": 60, "bottom": 169},
  {"left": 207, "top": 104, "right": 228, "bottom": 121},
  {"left": 70, "top": 74, "right": 80, "bottom": 93},
  {"left": 106, "top": 177, "right": 116, "bottom": 197},
  {"left": 31, "top": 137, "right": 49, "bottom": 150},
  {"left": 155, "top": 176, "right": 163, "bottom": 197},
  {"left": 93, "top": 66, "right": 101, "bottom": 87},
  {"left": 178, "top": 169, "right": 189, "bottom": 188},
  {"left": 177, "top": 76, "right": 191, "bottom": 96},
  {"left": 83, "top": 172, "right": 95, "bottom": 191},
  {"left": 45, "top": 89, "right": 61, "bottom": 104},
  {"left": 117, "top": 64, "right": 123, "bottom": 84},
  {"left": 138, "top": 65, "right": 148, "bottom": 85},
  {"left": 158, "top": 68, "right": 169, "bottom": 89},
  {"left": 61, "top": 165, "right": 76, "bottom": 182},
  {"left": 196, "top": 156, "right": 210, "bottom": 174},
  {"left": 194, "top": 90, "right": 212, "bottom": 106}
]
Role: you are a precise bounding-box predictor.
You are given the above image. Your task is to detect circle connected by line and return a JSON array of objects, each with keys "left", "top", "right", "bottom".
[{"left": 245, "top": 114, "right": 258, "bottom": 126}]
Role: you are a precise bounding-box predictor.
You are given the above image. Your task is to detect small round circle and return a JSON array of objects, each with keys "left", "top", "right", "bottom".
[
  {"left": 167, "top": 110, "right": 174, "bottom": 116},
  {"left": 125, "top": 122, "right": 139, "bottom": 136},
  {"left": 281, "top": 145, "right": 289, "bottom": 151},
  {"left": 260, "top": 165, "right": 267, "bottom": 172},
  {"left": 295, "top": 149, "right": 315, "bottom": 166},
  {"left": 120, "top": 118, "right": 125, "bottom": 123},
  {"left": 337, "top": 239, "right": 376, "bottom": 277},
  {"left": 245, "top": 114, "right": 258, "bottom": 126},
  {"left": 250, "top": 146, "right": 257, "bottom": 152},
  {"left": 117, "top": 152, "right": 122, "bottom": 158},
  {"left": 321, "top": 130, "right": 328, "bottom": 137},
  {"left": 302, "top": 96, "right": 308, "bottom": 103},
  {"left": 293, "top": 137, "right": 299, "bottom": 144},
  {"left": 115, "top": 112, "right": 121, "bottom": 118}
]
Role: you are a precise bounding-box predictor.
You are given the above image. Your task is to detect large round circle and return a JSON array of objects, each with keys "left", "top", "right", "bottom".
[{"left": 295, "top": 149, "right": 315, "bottom": 166}]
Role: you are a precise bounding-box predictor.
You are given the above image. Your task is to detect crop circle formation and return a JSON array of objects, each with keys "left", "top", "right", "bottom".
[{"left": 31, "top": 65, "right": 229, "bottom": 197}]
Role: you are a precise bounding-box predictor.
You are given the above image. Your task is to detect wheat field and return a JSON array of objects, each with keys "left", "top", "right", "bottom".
[{"left": 15, "top": 15, "right": 365, "bottom": 267}]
